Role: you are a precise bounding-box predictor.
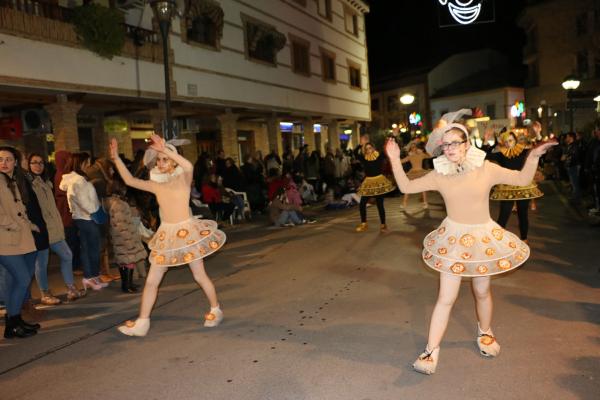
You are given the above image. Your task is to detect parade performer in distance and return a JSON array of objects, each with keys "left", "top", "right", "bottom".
[
  {"left": 385, "top": 109, "right": 556, "bottom": 375},
  {"left": 488, "top": 129, "right": 543, "bottom": 243},
  {"left": 355, "top": 139, "right": 395, "bottom": 233},
  {"left": 400, "top": 141, "right": 431, "bottom": 209},
  {"left": 110, "top": 135, "right": 226, "bottom": 337}
]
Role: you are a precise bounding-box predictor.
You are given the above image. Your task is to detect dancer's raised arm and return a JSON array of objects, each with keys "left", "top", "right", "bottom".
[
  {"left": 386, "top": 139, "right": 437, "bottom": 194},
  {"left": 488, "top": 141, "right": 557, "bottom": 186},
  {"left": 109, "top": 138, "right": 157, "bottom": 193}
]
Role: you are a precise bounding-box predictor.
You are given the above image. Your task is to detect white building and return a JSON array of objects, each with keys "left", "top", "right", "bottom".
[{"left": 0, "top": 0, "right": 370, "bottom": 162}]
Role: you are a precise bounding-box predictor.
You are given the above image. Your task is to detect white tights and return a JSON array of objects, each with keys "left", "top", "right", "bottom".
[
  {"left": 138, "top": 259, "right": 219, "bottom": 319},
  {"left": 426, "top": 274, "right": 493, "bottom": 350}
]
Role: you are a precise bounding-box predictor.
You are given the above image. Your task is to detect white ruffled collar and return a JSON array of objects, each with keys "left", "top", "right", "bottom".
[
  {"left": 149, "top": 165, "right": 184, "bottom": 183},
  {"left": 433, "top": 147, "right": 486, "bottom": 176}
]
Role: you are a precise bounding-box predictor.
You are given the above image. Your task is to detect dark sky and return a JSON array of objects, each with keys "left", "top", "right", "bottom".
[{"left": 365, "top": 0, "right": 527, "bottom": 82}]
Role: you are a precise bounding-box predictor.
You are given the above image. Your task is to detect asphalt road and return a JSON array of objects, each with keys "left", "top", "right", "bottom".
[{"left": 1, "top": 183, "right": 598, "bottom": 400}]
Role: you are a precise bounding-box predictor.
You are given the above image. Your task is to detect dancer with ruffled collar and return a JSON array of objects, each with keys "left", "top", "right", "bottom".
[
  {"left": 110, "top": 135, "right": 226, "bottom": 337},
  {"left": 385, "top": 110, "right": 556, "bottom": 375}
]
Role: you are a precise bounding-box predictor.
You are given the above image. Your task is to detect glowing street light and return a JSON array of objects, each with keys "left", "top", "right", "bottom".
[
  {"left": 400, "top": 93, "right": 415, "bottom": 105},
  {"left": 562, "top": 75, "right": 581, "bottom": 132}
]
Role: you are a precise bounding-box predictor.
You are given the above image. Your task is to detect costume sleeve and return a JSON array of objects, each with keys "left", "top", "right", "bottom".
[
  {"left": 113, "top": 156, "right": 157, "bottom": 193},
  {"left": 486, "top": 158, "right": 539, "bottom": 186},
  {"left": 389, "top": 158, "right": 438, "bottom": 193}
]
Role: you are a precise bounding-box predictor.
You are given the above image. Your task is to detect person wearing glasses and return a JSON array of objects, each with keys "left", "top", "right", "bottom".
[
  {"left": 28, "top": 153, "right": 85, "bottom": 304},
  {"left": 385, "top": 109, "right": 556, "bottom": 375}
]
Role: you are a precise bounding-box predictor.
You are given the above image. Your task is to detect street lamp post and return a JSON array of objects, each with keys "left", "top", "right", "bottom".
[
  {"left": 561, "top": 75, "right": 581, "bottom": 132},
  {"left": 150, "top": 0, "right": 178, "bottom": 140}
]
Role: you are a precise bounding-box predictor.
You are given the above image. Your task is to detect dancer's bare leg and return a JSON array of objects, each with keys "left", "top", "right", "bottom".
[
  {"left": 138, "top": 264, "right": 168, "bottom": 318},
  {"left": 471, "top": 276, "right": 492, "bottom": 331},
  {"left": 426, "top": 273, "right": 462, "bottom": 349},
  {"left": 189, "top": 259, "right": 218, "bottom": 308}
]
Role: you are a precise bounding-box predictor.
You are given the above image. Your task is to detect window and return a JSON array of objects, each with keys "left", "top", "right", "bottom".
[
  {"left": 485, "top": 104, "right": 496, "bottom": 119},
  {"left": 576, "top": 13, "right": 588, "bottom": 36},
  {"left": 184, "top": 0, "right": 224, "bottom": 49},
  {"left": 344, "top": 7, "right": 359, "bottom": 36},
  {"left": 290, "top": 37, "right": 310, "bottom": 76},
  {"left": 371, "top": 98, "right": 379, "bottom": 111},
  {"left": 577, "top": 51, "right": 589, "bottom": 79},
  {"left": 243, "top": 16, "right": 286, "bottom": 65},
  {"left": 349, "top": 66, "right": 361, "bottom": 89},
  {"left": 317, "top": 0, "right": 331, "bottom": 20},
  {"left": 320, "top": 47, "right": 336, "bottom": 82}
]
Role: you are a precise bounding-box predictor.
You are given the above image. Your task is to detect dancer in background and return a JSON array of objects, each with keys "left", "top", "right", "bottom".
[
  {"left": 110, "top": 135, "right": 226, "bottom": 337},
  {"left": 401, "top": 141, "right": 431, "bottom": 209},
  {"left": 386, "top": 109, "right": 556, "bottom": 375}
]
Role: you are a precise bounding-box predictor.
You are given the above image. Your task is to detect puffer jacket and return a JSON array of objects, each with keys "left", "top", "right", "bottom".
[
  {"left": 105, "top": 195, "right": 147, "bottom": 264},
  {"left": 59, "top": 172, "right": 100, "bottom": 221},
  {"left": 31, "top": 176, "right": 65, "bottom": 244}
]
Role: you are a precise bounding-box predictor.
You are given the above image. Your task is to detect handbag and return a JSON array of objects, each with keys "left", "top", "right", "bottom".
[{"left": 90, "top": 206, "right": 108, "bottom": 224}]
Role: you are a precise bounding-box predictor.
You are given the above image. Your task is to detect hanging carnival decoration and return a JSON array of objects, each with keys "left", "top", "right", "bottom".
[{"left": 437, "top": 0, "right": 495, "bottom": 27}]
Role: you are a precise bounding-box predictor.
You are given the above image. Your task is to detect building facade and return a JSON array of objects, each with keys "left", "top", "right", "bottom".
[
  {"left": 519, "top": 0, "right": 600, "bottom": 134},
  {"left": 0, "top": 0, "right": 370, "bottom": 163}
]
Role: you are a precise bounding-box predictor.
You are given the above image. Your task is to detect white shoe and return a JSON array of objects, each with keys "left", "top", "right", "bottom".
[
  {"left": 118, "top": 318, "right": 150, "bottom": 337},
  {"left": 477, "top": 324, "right": 501, "bottom": 357},
  {"left": 204, "top": 306, "right": 223, "bottom": 328},
  {"left": 413, "top": 346, "right": 440, "bottom": 375}
]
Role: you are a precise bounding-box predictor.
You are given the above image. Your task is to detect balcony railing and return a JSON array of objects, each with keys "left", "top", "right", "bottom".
[{"left": 0, "top": 0, "right": 161, "bottom": 61}]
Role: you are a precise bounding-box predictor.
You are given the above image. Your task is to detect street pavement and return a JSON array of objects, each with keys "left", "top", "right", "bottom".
[{"left": 0, "top": 182, "right": 599, "bottom": 400}]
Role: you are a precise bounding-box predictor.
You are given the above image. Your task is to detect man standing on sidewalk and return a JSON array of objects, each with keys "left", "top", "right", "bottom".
[{"left": 563, "top": 132, "right": 583, "bottom": 203}]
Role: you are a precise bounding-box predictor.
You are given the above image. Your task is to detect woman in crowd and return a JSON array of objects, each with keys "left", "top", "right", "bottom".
[
  {"left": 28, "top": 153, "right": 84, "bottom": 304},
  {"left": 202, "top": 173, "right": 235, "bottom": 223},
  {"left": 59, "top": 153, "right": 107, "bottom": 292},
  {"left": 401, "top": 141, "right": 431, "bottom": 209},
  {"left": 269, "top": 187, "right": 303, "bottom": 227},
  {"left": 385, "top": 109, "right": 556, "bottom": 375},
  {"left": 488, "top": 131, "right": 543, "bottom": 242},
  {"left": 105, "top": 177, "right": 147, "bottom": 293},
  {"left": 111, "top": 135, "right": 226, "bottom": 337},
  {"left": 0, "top": 146, "right": 43, "bottom": 338},
  {"left": 355, "top": 141, "right": 395, "bottom": 233}
]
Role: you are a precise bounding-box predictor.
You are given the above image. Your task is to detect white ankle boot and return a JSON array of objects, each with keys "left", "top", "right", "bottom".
[
  {"left": 413, "top": 346, "right": 440, "bottom": 375},
  {"left": 203, "top": 306, "right": 223, "bottom": 328},
  {"left": 477, "top": 323, "right": 500, "bottom": 357},
  {"left": 118, "top": 318, "right": 150, "bottom": 337}
]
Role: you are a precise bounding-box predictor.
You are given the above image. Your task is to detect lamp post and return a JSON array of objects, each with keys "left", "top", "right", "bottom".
[
  {"left": 150, "top": 0, "right": 178, "bottom": 140},
  {"left": 561, "top": 75, "right": 580, "bottom": 132}
]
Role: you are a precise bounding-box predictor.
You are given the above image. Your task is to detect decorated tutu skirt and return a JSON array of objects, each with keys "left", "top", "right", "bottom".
[
  {"left": 357, "top": 174, "right": 396, "bottom": 197},
  {"left": 421, "top": 217, "right": 530, "bottom": 277},
  {"left": 490, "top": 183, "right": 543, "bottom": 201},
  {"left": 148, "top": 217, "right": 226, "bottom": 267}
]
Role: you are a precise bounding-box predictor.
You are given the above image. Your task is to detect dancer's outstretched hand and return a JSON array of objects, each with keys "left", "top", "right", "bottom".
[
  {"left": 109, "top": 138, "right": 119, "bottom": 160},
  {"left": 385, "top": 138, "right": 400, "bottom": 160},
  {"left": 529, "top": 140, "right": 558, "bottom": 158},
  {"left": 149, "top": 134, "right": 166, "bottom": 153}
]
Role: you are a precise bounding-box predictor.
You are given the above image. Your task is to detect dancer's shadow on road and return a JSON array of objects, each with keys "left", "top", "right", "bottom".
[
  {"left": 505, "top": 294, "right": 600, "bottom": 325},
  {"left": 556, "top": 356, "right": 600, "bottom": 400}
]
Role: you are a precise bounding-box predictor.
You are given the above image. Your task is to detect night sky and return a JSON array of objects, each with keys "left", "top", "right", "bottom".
[{"left": 365, "top": 0, "right": 527, "bottom": 82}]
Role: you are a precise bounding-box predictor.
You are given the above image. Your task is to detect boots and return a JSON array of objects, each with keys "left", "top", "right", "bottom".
[
  {"left": 4, "top": 315, "right": 37, "bottom": 338},
  {"left": 118, "top": 318, "right": 150, "bottom": 337},
  {"left": 204, "top": 306, "right": 223, "bottom": 328},
  {"left": 477, "top": 323, "right": 501, "bottom": 357},
  {"left": 119, "top": 267, "right": 137, "bottom": 293}
]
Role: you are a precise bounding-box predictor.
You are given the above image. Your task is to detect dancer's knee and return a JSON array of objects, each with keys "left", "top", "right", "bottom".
[{"left": 435, "top": 292, "right": 458, "bottom": 308}]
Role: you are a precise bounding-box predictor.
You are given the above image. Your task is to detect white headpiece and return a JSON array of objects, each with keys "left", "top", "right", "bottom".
[
  {"left": 425, "top": 109, "right": 472, "bottom": 156},
  {"left": 142, "top": 138, "right": 190, "bottom": 183}
]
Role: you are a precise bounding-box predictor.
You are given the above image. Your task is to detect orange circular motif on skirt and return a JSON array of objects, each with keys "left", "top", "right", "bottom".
[
  {"left": 150, "top": 250, "right": 158, "bottom": 257},
  {"left": 437, "top": 247, "right": 448, "bottom": 255},
  {"left": 183, "top": 252, "right": 194, "bottom": 262},
  {"left": 509, "top": 242, "right": 517, "bottom": 249},
  {"left": 476, "top": 265, "right": 488, "bottom": 274},
  {"left": 448, "top": 236, "right": 457, "bottom": 244},
  {"left": 209, "top": 241, "right": 219, "bottom": 249},
  {"left": 427, "top": 239, "right": 436, "bottom": 247},
  {"left": 158, "top": 231, "right": 166, "bottom": 241},
  {"left": 497, "top": 259, "right": 512, "bottom": 270},
  {"left": 177, "top": 229, "right": 189, "bottom": 239},
  {"left": 154, "top": 254, "right": 166, "bottom": 264},
  {"left": 450, "top": 263, "right": 466, "bottom": 274},
  {"left": 520, "top": 246, "right": 528, "bottom": 253},
  {"left": 481, "top": 236, "right": 491, "bottom": 244},
  {"left": 200, "top": 230, "right": 210, "bottom": 236},
  {"left": 434, "top": 260, "right": 443, "bottom": 269},
  {"left": 170, "top": 257, "right": 178, "bottom": 264},
  {"left": 461, "top": 252, "right": 472, "bottom": 260},
  {"left": 460, "top": 234, "right": 475, "bottom": 247},
  {"left": 485, "top": 248, "right": 496, "bottom": 256},
  {"left": 186, "top": 239, "right": 196, "bottom": 245},
  {"left": 158, "top": 243, "right": 165, "bottom": 250},
  {"left": 438, "top": 227, "right": 446, "bottom": 235},
  {"left": 515, "top": 253, "right": 524, "bottom": 262},
  {"left": 492, "top": 228, "right": 504, "bottom": 240},
  {"left": 424, "top": 251, "right": 433, "bottom": 260},
  {"left": 199, "top": 247, "right": 207, "bottom": 255}
]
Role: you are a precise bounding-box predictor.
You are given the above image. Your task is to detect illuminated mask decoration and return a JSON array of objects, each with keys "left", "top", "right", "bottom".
[{"left": 438, "top": 0, "right": 483, "bottom": 25}]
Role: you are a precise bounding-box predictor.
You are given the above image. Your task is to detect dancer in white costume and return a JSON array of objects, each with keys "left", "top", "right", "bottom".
[
  {"left": 110, "top": 135, "right": 226, "bottom": 337},
  {"left": 385, "top": 110, "right": 556, "bottom": 374}
]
